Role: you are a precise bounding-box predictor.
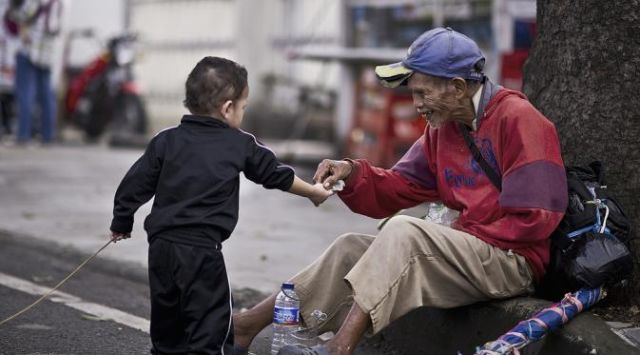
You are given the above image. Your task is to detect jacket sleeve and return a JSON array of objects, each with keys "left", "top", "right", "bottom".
[
  {"left": 460, "top": 99, "right": 568, "bottom": 248},
  {"left": 243, "top": 134, "right": 295, "bottom": 191},
  {"left": 338, "top": 137, "right": 439, "bottom": 219},
  {"left": 110, "top": 137, "right": 163, "bottom": 233}
]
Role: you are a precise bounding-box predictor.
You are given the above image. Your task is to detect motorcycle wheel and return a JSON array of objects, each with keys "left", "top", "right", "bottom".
[
  {"left": 83, "top": 83, "right": 112, "bottom": 142},
  {"left": 111, "top": 93, "right": 148, "bottom": 135}
]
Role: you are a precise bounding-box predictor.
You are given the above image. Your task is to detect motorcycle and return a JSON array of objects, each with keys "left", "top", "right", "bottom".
[{"left": 62, "top": 30, "right": 148, "bottom": 143}]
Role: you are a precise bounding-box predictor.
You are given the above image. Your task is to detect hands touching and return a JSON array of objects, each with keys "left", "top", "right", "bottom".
[
  {"left": 308, "top": 182, "right": 334, "bottom": 207},
  {"left": 313, "top": 159, "right": 353, "bottom": 190},
  {"left": 305, "top": 159, "right": 352, "bottom": 207}
]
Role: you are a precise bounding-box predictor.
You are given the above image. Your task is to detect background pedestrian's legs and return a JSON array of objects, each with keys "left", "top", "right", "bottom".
[
  {"left": 0, "top": 93, "right": 14, "bottom": 136},
  {"left": 15, "top": 53, "right": 36, "bottom": 143},
  {"left": 35, "top": 66, "right": 56, "bottom": 143}
]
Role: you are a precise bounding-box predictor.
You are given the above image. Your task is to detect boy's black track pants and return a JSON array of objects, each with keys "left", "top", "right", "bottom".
[{"left": 148, "top": 238, "right": 233, "bottom": 355}]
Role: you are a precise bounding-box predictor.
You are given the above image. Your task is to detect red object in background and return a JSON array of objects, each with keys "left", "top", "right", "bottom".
[
  {"left": 65, "top": 54, "right": 109, "bottom": 114},
  {"left": 500, "top": 49, "right": 530, "bottom": 91},
  {"left": 3, "top": 12, "right": 19, "bottom": 37},
  {"left": 347, "top": 68, "right": 425, "bottom": 168},
  {"left": 121, "top": 80, "right": 141, "bottom": 95}
]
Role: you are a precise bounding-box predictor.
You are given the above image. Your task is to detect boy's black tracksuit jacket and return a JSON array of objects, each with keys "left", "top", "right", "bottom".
[
  {"left": 111, "top": 114, "right": 295, "bottom": 352},
  {"left": 110, "top": 114, "right": 295, "bottom": 247}
]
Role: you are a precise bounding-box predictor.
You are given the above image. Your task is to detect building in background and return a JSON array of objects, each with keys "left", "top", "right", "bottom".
[
  {"left": 57, "top": 0, "right": 536, "bottom": 163},
  {"left": 125, "top": 0, "right": 344, "bottom": 137}
]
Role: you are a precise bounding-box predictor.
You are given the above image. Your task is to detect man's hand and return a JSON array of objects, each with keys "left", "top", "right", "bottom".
[
  {"left": 110, "top": 231, "right": 131, "bottom": 243},
  {"left": 313, "top": 159, "right": 353, "bottom": 190},
  {"left": 308, "top": 183, "right": 334, "bottom": 207}
]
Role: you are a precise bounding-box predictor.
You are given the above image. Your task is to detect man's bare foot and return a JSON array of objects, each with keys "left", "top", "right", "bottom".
[
  {"left": 233, "top": 293, "right": 278, "bottom": 349},
  {"left": 233, "top": 311, "right": 262, "bottom": 349},
  {"left": 277, "top": 342, "right": 353, "bottom": 355},
  {"left": 324, "top": 340, "right": 354, "bottom": 355}
]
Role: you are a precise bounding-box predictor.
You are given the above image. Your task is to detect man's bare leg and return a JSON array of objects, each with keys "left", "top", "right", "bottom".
[
  {"left": 324, "top": 302, "right": 370, "bottom": 355},
  {"left": 235, "top": 295, "right": 369, "bottom": 355},
  {"left": 234, "top": 293, "right": 277, "bottom": 349}
]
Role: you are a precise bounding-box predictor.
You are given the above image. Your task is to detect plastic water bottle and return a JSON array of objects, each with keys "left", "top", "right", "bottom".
[
  {"left": 425, "top": 202, "right": 459, "bottom": 227},
  {"left": 271, "top": 282, "right": 300, "bottom": 355}
]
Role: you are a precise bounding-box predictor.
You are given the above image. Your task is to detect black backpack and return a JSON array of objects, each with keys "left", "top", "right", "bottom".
[
  {"left": 541, "top": 161, "right": 634, "bottom": 296},
  {"left": 460, "top": 126, "right": 634, "bottom": 295}
]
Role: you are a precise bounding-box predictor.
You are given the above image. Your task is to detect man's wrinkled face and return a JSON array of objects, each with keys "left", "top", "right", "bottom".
[{"left": 407, "top": 72, "right": 460, "bottom": 129}]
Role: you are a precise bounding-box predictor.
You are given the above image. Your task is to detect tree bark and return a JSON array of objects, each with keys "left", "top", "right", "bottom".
[{"left": 524, "top": 0, "right": 640, "bottom": 301}]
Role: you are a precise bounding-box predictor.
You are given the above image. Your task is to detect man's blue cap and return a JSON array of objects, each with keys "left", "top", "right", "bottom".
[{"left": 375, "top": 27, "right": 485, "bottom": 88}]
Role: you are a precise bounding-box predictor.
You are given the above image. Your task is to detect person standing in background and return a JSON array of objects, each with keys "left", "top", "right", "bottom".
[
  {"left": 0, "top": 23, "right": 18, "bottom": 139},
  {"left": 4, "top": 0, "right": 63, "bottom": 145}
]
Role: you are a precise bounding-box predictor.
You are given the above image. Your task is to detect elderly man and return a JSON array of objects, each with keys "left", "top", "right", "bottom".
[{"left": 233, "top": 27, "right": 567, "bottom": 355}]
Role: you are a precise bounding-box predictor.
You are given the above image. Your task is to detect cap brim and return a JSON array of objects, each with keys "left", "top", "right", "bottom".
[{"left": 375, "top": 62, "right": 413, "bottom": 88}]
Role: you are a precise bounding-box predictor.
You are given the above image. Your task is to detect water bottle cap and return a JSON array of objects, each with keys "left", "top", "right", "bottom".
[{"left": 282, "top": 282, "right": 294, "bottom": 290}]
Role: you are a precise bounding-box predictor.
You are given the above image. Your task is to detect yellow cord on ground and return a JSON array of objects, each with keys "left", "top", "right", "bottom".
[{"left": 0, "top": 239, "right": 113, "bottom": 326}]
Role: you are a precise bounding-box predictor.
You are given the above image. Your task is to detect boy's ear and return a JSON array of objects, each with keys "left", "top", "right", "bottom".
[{"left": 221, "top": 100, "right": 233, "bottom": 118}]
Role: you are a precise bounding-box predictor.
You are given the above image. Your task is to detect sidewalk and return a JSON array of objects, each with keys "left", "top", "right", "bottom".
[{"left": 0, "top": 144, "right": 378, "bottom": 292}]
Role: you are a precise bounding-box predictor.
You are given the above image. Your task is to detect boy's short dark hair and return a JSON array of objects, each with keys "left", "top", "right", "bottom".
[{"left": 183, "top": 56, "right": 248, "bottom": 115}]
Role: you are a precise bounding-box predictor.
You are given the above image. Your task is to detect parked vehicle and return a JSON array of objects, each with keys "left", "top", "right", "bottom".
[{"left": 62, "top": 30, "right": 148, "bottom": 143}]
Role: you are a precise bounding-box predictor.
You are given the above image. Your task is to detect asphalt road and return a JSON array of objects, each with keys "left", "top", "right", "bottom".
[{"left": 0, "top": 231, "right": 151, "bottom": 354}]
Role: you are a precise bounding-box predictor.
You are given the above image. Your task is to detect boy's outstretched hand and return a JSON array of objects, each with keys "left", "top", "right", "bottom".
[
  {"left": 111, "top": 231, "right": 131, "bottom": 243},
  {"left": 308, "top": 182, "right": 334, "bottom": 207}
]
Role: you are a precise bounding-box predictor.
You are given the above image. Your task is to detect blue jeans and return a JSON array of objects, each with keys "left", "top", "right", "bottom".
[{"left": 15, "top": 53, "right": 57, "bottom": 143}]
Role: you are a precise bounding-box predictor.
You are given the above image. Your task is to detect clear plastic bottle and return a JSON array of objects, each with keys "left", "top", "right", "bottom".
[
  {"left": 271, "top": 282, "right": 300, "bottom": 355},
  {"left": 425, "top": 202, "right": 459, "bottom": 227}
]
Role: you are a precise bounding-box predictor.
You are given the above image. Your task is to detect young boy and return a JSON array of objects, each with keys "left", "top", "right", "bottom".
[{"left": 109, "top": 56, "right": 333, "bottom": 354}]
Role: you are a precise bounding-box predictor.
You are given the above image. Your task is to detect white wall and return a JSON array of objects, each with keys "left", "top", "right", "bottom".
[
  {"left": 129, "top": 0, "right": 239, "bottom": 130},
  {"left": 128, "top": 0, "right": 344, "bottom": 133},
  {"left": 2, "top": 0, "right": 347, "bottom": 137},
  {"left": 64, "top": 0, "right": 126, "bottom": 66}
]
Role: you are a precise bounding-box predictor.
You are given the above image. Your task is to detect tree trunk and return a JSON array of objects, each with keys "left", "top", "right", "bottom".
[{"left": 524, "top": 0, "right": 640, "bottom": 302}]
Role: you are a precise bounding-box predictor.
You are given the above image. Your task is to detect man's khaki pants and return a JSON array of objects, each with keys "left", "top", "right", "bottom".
[{"left": 291, "top": 215, "right": 534, "bottom": 334}]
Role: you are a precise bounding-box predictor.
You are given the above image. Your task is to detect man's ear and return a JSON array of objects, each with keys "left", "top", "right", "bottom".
[
  {"left": 451, "top": 77, "right": 467, "bottom": 99},
  {"left": 221, "top": 100, "right": 233, "bottom": 118}
]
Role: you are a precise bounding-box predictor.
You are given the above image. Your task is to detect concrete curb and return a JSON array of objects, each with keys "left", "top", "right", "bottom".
[
  {"left": 373, "top": 297, "right": 640, "bottom": 354},
  {"left": 249, "top": 297, "right": 640, "bottom": 354}
]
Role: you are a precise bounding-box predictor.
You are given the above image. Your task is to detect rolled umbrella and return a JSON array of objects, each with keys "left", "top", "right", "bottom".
[{"left": 473, "top": 287, "right": 606, "bottom": 355}]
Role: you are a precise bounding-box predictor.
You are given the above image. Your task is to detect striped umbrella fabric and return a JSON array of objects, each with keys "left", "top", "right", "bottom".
[{"left": 473, "top": 287, "right": 607, "bottom": 355}]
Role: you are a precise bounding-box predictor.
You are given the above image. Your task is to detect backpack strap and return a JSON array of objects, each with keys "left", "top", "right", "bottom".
[
  {"left": 589, "top": 161, "right": 605, "bottom": 185},
  {"left": 567, "top": 171, "right": 594, "bottom": 200},
  {"left": 460, "top": 123, "right": 502, "bottom": 191}
]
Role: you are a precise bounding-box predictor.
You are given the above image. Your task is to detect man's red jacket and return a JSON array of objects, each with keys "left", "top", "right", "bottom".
[{"left": 338, "top": 83, "right": 567, "bottom": 281}]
